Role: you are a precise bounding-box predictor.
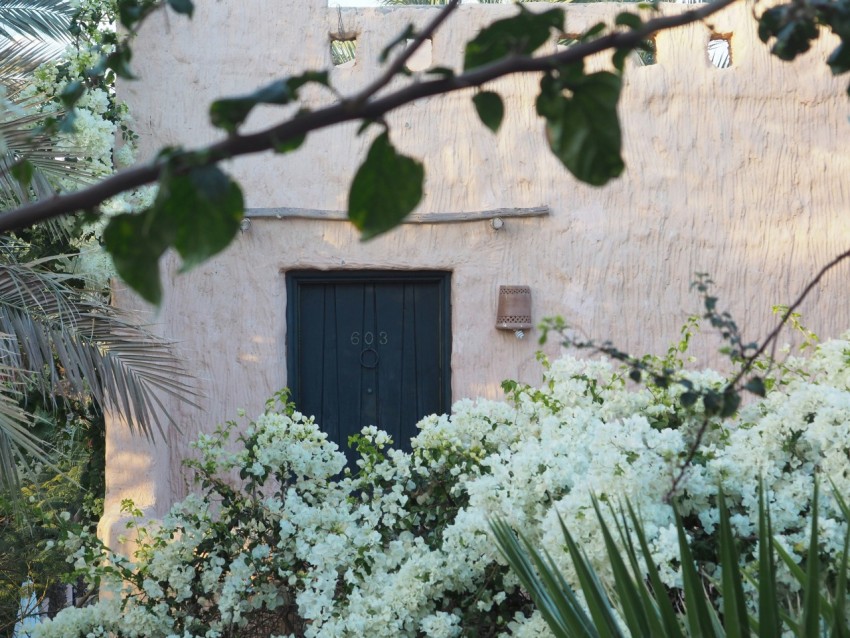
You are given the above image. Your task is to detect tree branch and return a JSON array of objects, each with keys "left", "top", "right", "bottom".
[
  {"left": 349, "top": 0, "right": 460, "bottom": 108},
  {"left": 663, "top": 246, "right": 850, "bottom": 500},
  {"left": 0, "top": 0, "right": 739, "bottom": 233}
]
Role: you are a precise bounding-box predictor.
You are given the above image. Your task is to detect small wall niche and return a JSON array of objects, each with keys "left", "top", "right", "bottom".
[
  {"left": 405, "top": 38, "right": 432, "bottom": 72},
  {"left": 708, "top": 33, "right": 732, "bottom": 69},
  {"left": 635, "top": 36, "right": 657, "bottom": 66},
  {"left": 331, "top": 38, "right": 357, "bottom": 67}
]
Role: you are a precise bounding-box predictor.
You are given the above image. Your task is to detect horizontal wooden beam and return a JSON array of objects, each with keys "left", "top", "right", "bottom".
[{"left": 245, "top": 206, "right": 549, "bottom": 224}]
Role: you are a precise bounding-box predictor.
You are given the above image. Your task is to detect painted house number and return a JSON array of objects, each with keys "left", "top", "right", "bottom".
[{"left": 350, "top": 331, "right": 389, "bottom": 346}]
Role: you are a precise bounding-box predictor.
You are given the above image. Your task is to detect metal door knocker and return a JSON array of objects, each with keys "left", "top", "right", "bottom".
[{"left": 359, "top": 348, "right": 379, "bottom": 369}]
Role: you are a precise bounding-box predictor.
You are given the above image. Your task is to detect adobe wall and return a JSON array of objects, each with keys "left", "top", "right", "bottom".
[{"left": 100, "top": 0, "right": 850, "bottom": 545}]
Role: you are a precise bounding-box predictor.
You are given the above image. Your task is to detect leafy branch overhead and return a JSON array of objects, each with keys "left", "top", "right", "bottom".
[{"left": 1, "top": 0, "right": 850, "bottom": 302}]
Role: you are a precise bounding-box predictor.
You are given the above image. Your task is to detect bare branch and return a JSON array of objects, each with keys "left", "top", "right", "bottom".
[
  {"left": 663, "top": 246, "right": 850, "bottom": 500},
  {"left": 350, "top": 0, "right": 460, "bottom": 108}
]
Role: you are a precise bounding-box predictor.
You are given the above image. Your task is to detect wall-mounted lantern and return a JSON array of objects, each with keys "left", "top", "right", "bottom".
[{"left": 496, "top": 285, "right": 532, "bottom": 337}]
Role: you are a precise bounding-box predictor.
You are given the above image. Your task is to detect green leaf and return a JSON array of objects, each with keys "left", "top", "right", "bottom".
[
  {"left": 210, "top": 72, "right": 329, "bottom": 134},
  {"left": 272, "top": 132, "right": 306, "bottom": 154},
  {"left": 103, "top": 166, "right": 244, "bottom": 303},
  {"left": 348, "top": 131, "right": 423, "bottom": 240},
  {"left": 828, "top": 43, "right": 850, "bottom": 75},
  {"left": 464, "top": 6, "right": 564, "bottom": 71},
  {"left": 801, "top": 479, "right": 821, "bottom": 637},
  {"left": 612, "top": 48, "right": 629, "bottom": 73},
  {"left": 472, "top": 91, "right": 504, "bottom": 133},
  {"left": 106, "top": 45, "right": 135, "bottom": 80},
  {"left": 166, "top": 0, "right": 193, "bottom": 16},
  {"left": 103, "top": 212, "right": 169, "bottom": 305},
  {"left": 615, "top": 12, "right": 642, "bottom": 29},
  {"left": 426, "top": 66, "right": 455, "bottom": 78},
  {"left": 159, "top": 166, "right": 245, "bottom": 272},
  {"left": 680, "top": 391, "right": 698, "bottom": 408},
  {"left": 10, "top": 160, "right": 33, "bottom": 189},
  {"left": 720, "top": 388, "right": 741, "bottom": 417},
  {"left": 581, "top": 22, "right": 606, "bottom": 41},
  {"left": 717, "top": 492, "right": 750, "bottom": 638},
  {"left": 830, "top": 481, "right": 850, "bottom": 637},
  {"left": 676, "top": 509, "right": 721, "bottom": 637},
  {"left": 591, "top": 498, "right": 650, "bottom": 637},
  {"left": 557, "top": 512, "right": 626, "bottom": 637},
  {"left": 60, "top": 80, "right": 85, "bottom": 108},
  {"left": 117, "top": 0, "right": 147, "bottom": 29},
  {"left": 491, "top": 518, "right": 594, "bottom": 637},
  {"left": 627, "top": 502, "right": 686, "bottom": 638},
  {"left": 744, "top": 376, "right": 766, "bottom": 397},
  {"left": 537, "top": 69, "right": 624, "bottom": 186},
  {"left": 758, "top": 480, "right": 782, "bottom": 637}
]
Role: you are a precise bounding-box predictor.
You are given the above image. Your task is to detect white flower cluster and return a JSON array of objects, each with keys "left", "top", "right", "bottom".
[
  {"left": 17, "top": 0, "right": 155, "bottom": 289},
  {"left": 34, "top": 336, "right": 850, "bottom": 637}
]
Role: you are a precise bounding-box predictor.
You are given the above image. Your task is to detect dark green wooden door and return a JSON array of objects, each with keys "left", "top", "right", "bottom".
[{"left": 286, "top": 271, "right": 451, "bottom": 452}]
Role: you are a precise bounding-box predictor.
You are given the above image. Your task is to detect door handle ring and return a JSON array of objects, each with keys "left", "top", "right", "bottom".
[{"left": 360, "top": 347, "right": 379, "bottom": 369}]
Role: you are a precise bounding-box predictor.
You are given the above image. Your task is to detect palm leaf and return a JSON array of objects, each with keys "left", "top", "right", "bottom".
[
  {"left": 0, "top": 96, "right": 97, "bottom": 237},
  {"left": 0, "top": 249, "right": 196, "bottom": 441},
  {"left": 0, "top": 38, "right": 61, "bottom": 90},
  {"left": 0, "top": 364, "right": 52, "bottom": 490},
  {"left": 0, "top": 0, "right": 73, "bottom": 43}
]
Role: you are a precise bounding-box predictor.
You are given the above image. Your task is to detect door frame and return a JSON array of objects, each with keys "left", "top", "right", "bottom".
[{"left": 285, "top": 270, "right": 453, "bottom": 431}]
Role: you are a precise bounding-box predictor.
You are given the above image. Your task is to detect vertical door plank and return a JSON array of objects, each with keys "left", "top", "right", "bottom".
[
  {"left": 320, "top": 284, "right": 340, "bottom": 443},
  {"left": 297, "top": 284, "right": 326, "bottom": 431},
  {"left": 334, "top": 283, "right": 364, "bottom": 452},
  {"left": 359, "top": 284, "right": 379, "bottom": 433},
  {"left": 413, "top": 282, "right": 442, "bottom": 434},
  {"left": 374, "top": 282, "right": 405, "bottom": 444}
]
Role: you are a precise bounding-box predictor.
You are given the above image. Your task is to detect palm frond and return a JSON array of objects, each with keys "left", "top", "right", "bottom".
[
  {"left": 0, "top": 0, "right": 74, "bottom": 43},
  {"left": 0, "top": 368, "right": 50, "bottom": 491},
  {"left": 0, "top": 250, "right": 196, "bottom": 441},
  {"left": 0, "top": 38, "right": 61, "bottom": 91},
  {"left": 0, "top": 96, "right": 97, "bottom": 216}
]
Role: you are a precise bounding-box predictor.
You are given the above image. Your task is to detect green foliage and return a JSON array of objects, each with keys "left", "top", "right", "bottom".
[
  {"left": 463, "top": 6, "right": 564, "bottom": 71},
  {"left": 472, "top": 90, "right": 504, "bottom": 133},
  {"left": 756, "top": 0, "right": 850, "bottom": 94},
  {"left": 492, "top": 481, "right": 850, "bottom": 637},
  {"left": 0, "top": 398, "right": 104, "bottom": 634},
  {"left": 104, "top": 164, "right": 244, "bottom": 304},
  {"left": 31, "top": 0, "right": 850, "bottom": 306},
  {"left": 348, "top": 131, "right": 424, "bottom": 240},
  {"left": 536, "top": 65, "right": 624, "bottom": 186},
  {"left": 209, "top": 72, "right": 329, "bottom": 135}
]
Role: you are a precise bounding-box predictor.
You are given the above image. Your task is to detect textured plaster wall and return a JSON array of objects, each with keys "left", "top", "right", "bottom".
[{"left": 100, "top": 0, "right": 850, "bottom": 544}]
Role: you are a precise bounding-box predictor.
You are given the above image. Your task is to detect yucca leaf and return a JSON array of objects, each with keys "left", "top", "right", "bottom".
[
  {"left": 610, "top": 505, "right": 668, "bottom": 637},
  {"left": 758, "top": 481, "right": 782, "bottom": 636},
  {"left": 627, "top": 501, "right": 686, "bottom": 638},
  {"left": 676, "top": 509, "right": 722, "bottom": 637},
  {"left": 802, "top": 479, "right": 822, "bottom": 637},
  {"left": 491, "top": 518, "right": 595, "bottom": 637},
  {"left": 557, "top": 512, "right": 626, "bottom": 637},
  {"left": 830, "top": 480, "right": 850, "bottom": 637},
  {"left": 717, "top": 491, "right": 750, "bottom": 637},
  {"left": 592, "top": 497, "right": 651, "bottom": 636}
]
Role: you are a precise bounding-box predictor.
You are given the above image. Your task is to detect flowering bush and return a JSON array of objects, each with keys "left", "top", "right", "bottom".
[
  {"left": 14, "top": 0, "right": 156, "bottom": 286},
  {"left": 34, "top": 333, "right": 850, "bottom": 637}
]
